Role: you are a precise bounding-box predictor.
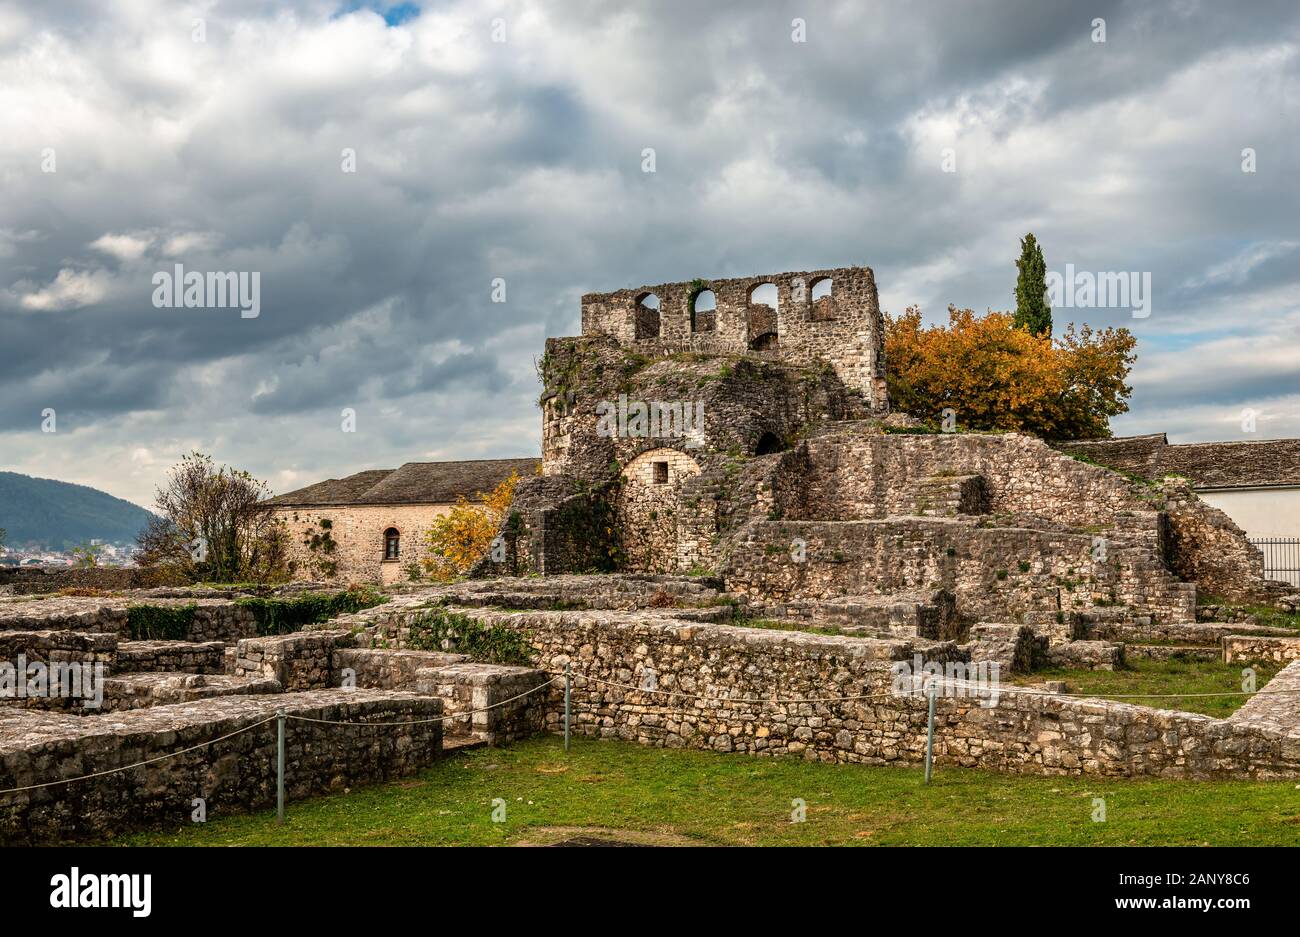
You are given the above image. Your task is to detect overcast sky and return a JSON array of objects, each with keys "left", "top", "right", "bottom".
[{"left": 1, "top": 0, "right": 1298, "bottom": 509}]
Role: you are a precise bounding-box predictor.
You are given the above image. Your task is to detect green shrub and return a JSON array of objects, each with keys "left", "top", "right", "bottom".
[
  {"left": 236, "top": 587, "right": 386, "bottom": 636},
  {"left": 405, "top": 608, "right": 532, "bottom": 665},
  {"left": 127, "top": 604, "right": 198, "bottom": 640}
]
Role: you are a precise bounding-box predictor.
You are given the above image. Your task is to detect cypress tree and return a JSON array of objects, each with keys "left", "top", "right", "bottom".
[{"left": 1014, "top": 233, "right": 1052, "bottom": 337}]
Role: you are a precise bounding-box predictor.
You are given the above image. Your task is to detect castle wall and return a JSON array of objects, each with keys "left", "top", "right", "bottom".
[
  {"left": 579, "top": 267, "right": 888, "bottom": 411},
  {"left": 780, "top": 432, "right": 1158, "bottom": 532},
  {"left": 721, "top": 517, "right": 1196, "bottom": 624}
]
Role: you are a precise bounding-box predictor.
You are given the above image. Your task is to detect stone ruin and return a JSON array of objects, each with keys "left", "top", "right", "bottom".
[
  {"left": 3, "top": 264, "right": 1300, "bottom": 842},
  {"left": 0, "top": 586, "right": 549, "bottom": 843}
]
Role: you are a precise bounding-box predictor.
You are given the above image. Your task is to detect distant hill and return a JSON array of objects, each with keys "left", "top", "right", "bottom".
[{"left": 0, "top": 471, "right": 156, "bottom": 550}]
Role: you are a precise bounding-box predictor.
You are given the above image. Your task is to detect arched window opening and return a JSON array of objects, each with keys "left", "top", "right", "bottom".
[
  {"left": 755, "top": 432, "right": 787, "bottom": 456},
  {"left": 746, "top": 281, "right": 779, "bottom": 351},
  {"left": 690, "top": 288, "right": 716, "bottom": 334},
  {"left": 635, "top": 292, "right": 661, "bottom": 340},
  {"left": 383, "top": 528, "right": 400, "bottom": 561},
  {"left": 809, "top": 277, "right": 836, "bottom": 321},
  {"left": 748, "top": 282, "right": 778, "bottom": 310}
]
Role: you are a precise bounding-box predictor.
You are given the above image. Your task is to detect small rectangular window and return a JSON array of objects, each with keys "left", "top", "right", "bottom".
[{"left": 653, "top": 461, "right": 669, "bottom": 484}]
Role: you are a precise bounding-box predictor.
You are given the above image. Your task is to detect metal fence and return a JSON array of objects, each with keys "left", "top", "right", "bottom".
[{"left": 1249, "top": 537, "right": 1300, "bottom": 587}]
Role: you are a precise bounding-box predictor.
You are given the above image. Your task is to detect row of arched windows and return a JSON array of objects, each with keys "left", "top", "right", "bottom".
[{"left": 634, "top": 278, "right": 833, "bottom": 340}]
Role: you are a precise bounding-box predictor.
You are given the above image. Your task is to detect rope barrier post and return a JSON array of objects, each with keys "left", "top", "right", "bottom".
[
  {"left": 276, "top": 709, "right": 286, "bottom": 824},
  {"left": 564, "top": 663, "right": 572, "bottom": 753},
  {"left": 924, "top": 680, "right": 937, "bottom": 784}
]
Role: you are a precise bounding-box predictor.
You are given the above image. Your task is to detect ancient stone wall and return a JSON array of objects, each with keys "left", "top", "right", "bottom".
[
  {"left": 0, "top": 690, "right": 444, "bottom": 844},
  {"left": 112, "top": 639, "right": 227, "bottom": 674},
  {"left": 460, "top": 608, "right": 1300, "bottom": 780},
  {"left": 232, "top": 631, "right": 549, "bottom": 743},
  {"left": 1158, "top": 479, "right": 1286, "bottom": 603},
  {"left": 578, "top": 267, "right": 888, "bottom": 410},
  {"left": 617, "top": 447, "right": 703, "bottom": 573},
  {"left": 721, "top": 517, "right": 1195, "bottom": 625},
  {"left": 0, "top": 566, "right": 187, "bottom": 595},
  {"left": 779, "top": 431, "right": 1158, "bottom": 531},
  {"left": 0, "top": 629, "right": 116, "bottom": 669},
  {"left": 1223, "top": 635, "right": 1300, "bottom": 664},
  {"left": 234, "top": 630, "right": 346, "bottom": 691}
]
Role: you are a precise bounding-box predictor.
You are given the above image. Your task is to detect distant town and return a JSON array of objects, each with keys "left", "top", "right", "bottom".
[{"left": 0, "top": 540, "right": 139, "bottom": 569}]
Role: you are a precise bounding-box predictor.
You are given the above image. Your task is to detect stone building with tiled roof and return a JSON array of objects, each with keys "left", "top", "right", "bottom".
[
  {"left": 1054, "top": 434, "right": 1300, "bottom": 584},
  {"left": 268, "top": 458, "right": 538, "bottom": 584}
]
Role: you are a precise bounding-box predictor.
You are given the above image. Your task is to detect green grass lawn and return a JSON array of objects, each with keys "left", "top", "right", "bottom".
[
  {"left": 120, "top": 736, "right": 1300, "bottom": 847},
  {"left": 1010, "top": 658, "right": 1283, "bottom": 718}
]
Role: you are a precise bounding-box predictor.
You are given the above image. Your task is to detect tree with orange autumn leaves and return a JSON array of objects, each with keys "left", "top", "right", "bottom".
[
  {"left": 422, "top": 472, "right": 521, "bottom": 581},
  {"left": 885, "top": 305, "right": 1136, "bottom": 440}
]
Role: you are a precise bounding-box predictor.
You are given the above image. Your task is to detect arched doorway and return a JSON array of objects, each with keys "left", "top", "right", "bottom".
[{"left": 616, "top": 447, "right": 703, "bottom": 572}]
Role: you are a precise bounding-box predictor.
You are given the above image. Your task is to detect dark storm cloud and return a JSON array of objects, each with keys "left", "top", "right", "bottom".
[{"left": 1, "top": 0, "right": 1298, "bottom": 504}]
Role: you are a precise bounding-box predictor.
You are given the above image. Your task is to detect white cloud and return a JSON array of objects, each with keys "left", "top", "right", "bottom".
[
  {"left": 89, "top": 232, "right": 153, "bottom": 261},
  {"left": 18, "top": 267, "right": 113, "bottom": 311}
]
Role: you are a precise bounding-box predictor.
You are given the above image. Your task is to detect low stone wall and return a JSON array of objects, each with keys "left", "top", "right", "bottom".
[
  {"left": 185, "top": 604, "right": 258, "bottom": 642},
  {"left": 0, "top": 629, "right": 116, "bottom": 668},
  {"left": 113, "top": 640, "right": 227, "bottom": 674},
  {"left": 232, "top": 635, "right": 550, "bottom": 744},
  {"left": 457, "top": 607, "right": 1300, "bottom": 779},
  {"left": 0, "top": 689, "right": 444, "bottom": 844},
  {"left": 1228, "top": 662, "right": 1300, "bottom": 734},
  {"left": 963, "top": 623, "right": 1046, "bottom": 672},
  {"left": 0, "top": 566, "right": 187, "bottom": 595},
  {"left": 413, "top": 661, "right": 550, "bottom": 744},
  {"left": 331, "top": 648, "right": 549, "bottom": 742},
  {"left": 1081, "top": 617, "right": 1291, "bottom": 644},
  {"left": 1045, "top": 640, "right": 1125, "bottom": 671},
  {"left": 332, "top": 646, "right": 466, "bottom": 688},
  {"left": 234, "top": 631, "right": 348, "bottom": 690},
  {"left": 0, "top": 596, "right": 257, "bottom": 642},
  {"left": 0, "top": 597, "right": 127, "bottom": 635},
  {"left": 1223, "top": 635, "right": 1300, "bottom": 664}
]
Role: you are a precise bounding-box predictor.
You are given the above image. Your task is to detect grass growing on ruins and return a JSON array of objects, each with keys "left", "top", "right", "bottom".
[
  {"left": 121, "top": 736, "right": 1300, "bottom": 847},
  {"left": 1010, "top": 658, "right": 1283, "bottom": 718}
]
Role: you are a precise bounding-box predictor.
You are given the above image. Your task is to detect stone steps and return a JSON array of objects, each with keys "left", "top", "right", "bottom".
[
  {"left": 744, "top": 589, "right": 958, "bottom": 640},
  {"left": 900, "top": 474, "right": 987, "bottom": 517},
  {"left": 114, "top": 639, "right": 227, "bottom": 674}
]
